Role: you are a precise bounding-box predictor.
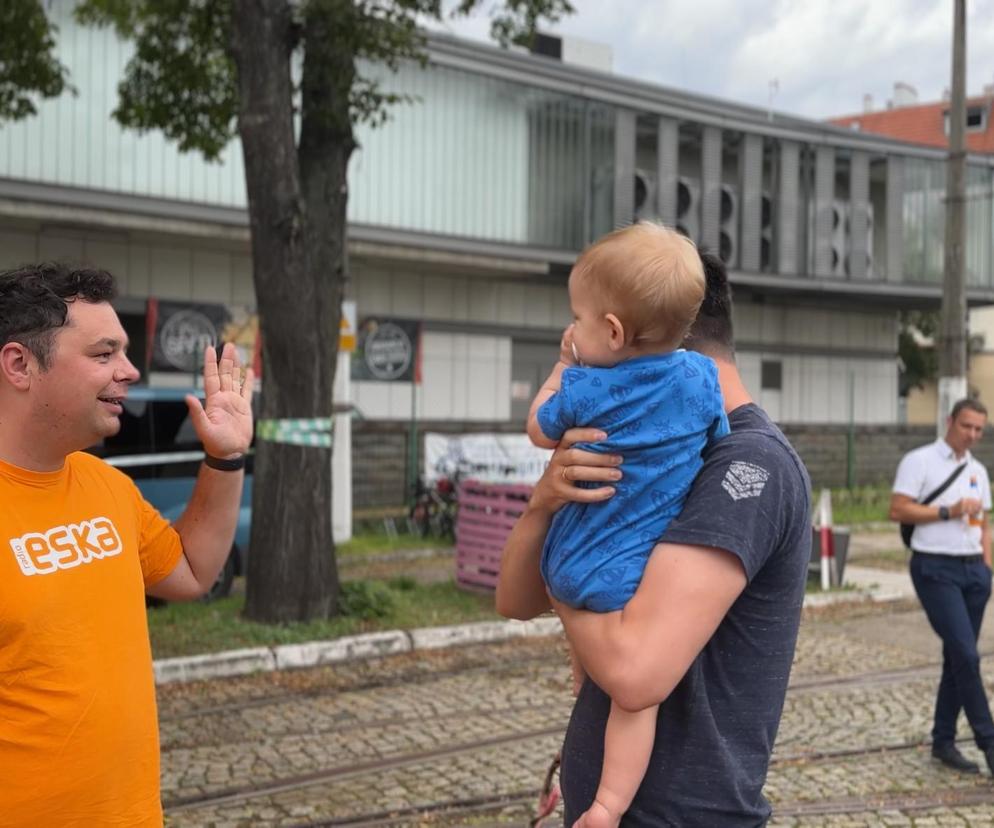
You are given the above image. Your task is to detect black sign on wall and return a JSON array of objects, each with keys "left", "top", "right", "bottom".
[
  {"left": 351, "top": 318, "right": 421, "bottom": 383},
  {"left": 150, "top": 300, "right": 231, "bottom": 374}
]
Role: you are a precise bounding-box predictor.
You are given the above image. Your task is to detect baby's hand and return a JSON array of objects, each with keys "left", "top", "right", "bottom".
[
  {"left": 560, "top": 324, "right": 577, "bottom": 366},
  {"left": 572, "top": 799, "right": 621, "bottom": 828}
]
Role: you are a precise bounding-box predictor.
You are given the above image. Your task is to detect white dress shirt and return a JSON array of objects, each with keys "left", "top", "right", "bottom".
[{"left": 893, "top": 438, "right": 992, "bottom": 555}]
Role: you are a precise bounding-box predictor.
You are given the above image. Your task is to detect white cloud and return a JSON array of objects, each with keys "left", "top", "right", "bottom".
[{"left": 424, "top": 0, "right": 994, "bottom": 121}]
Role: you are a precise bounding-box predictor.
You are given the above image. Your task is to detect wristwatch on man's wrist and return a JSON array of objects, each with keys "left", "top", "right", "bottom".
[
  {"left": 938, "top": 505, "right": 951, "bottom": 521},
  {"left": 204, "top": 453, "right": 246, "bottom": 472}
]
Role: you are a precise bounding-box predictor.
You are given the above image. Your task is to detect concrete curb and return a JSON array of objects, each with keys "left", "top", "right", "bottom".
[
  {"left": 153, "top": 616, "right": 564, "bottom": 685},
  {"left": 152, "top": 588, "right": 903, "bottom": 686}
]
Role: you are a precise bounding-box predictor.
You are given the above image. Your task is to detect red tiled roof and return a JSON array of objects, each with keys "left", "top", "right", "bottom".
[{"left": 828, "top": 97, "right": 994, "bottom": 153}]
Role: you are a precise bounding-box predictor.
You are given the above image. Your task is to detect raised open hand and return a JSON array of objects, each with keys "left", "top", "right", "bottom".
[{"left": 185, "top": 342, "right": 254, "bottom": 460}]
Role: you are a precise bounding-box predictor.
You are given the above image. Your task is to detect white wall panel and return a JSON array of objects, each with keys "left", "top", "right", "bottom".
[
  {"left": 355, "top": 331, "right": 510, "bottom": 422},
  {"left": 0, "top": 229, "right": 38, "bottom": 265},
  {"left": 150, "top": 247, "right": 192, "bottom": 299},
  {"left": 231, "top": 256, "right": 254, "bottom": 304},
  {"left": 747, "top": 351, "right": 897, "bottom": 424},
  {"left": 39, "top": 233, "right": 85, "bottom": 262},
  {"left": 390, "top": 271, "right": 424, "bottom": 316},
  {"left": 467, "top": 280, "right": 499, "bottom": 324},
  {"left": 82, "top": 239, "right": 129, "bottom": 278},
  {"left": 523, "top": 283, "right": 555, "bottom": 327},
  {"left": 423, "top": 274, "right": 455, "bottom": 319},
  {"left": 191, "top": 250, "right": 233, "bottom": 304},
  {"left": 125, "top": 245, "right": 151, "bottom": 297},
  {"left": 497, "top": 282, "right": 526, "bottom": 324}
]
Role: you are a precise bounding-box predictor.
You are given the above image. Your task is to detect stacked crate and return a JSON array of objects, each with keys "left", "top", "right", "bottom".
[{"left": 455, "top": 480, "right": 532, "bottom": 590}]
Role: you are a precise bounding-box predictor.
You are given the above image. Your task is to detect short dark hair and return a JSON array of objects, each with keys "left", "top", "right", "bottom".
[
  {"left": 683, "top": 251, "right": 735, "bottom": 360},
  {"left": 0, "top": 263, "right": 117, "bottom": 369},
  {"left": 950, "top": 397, "right": 988, "bottom": 421}
]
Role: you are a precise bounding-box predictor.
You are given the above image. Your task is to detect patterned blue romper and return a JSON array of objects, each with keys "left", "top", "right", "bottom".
[{"left": 537, "top": 351, "right": 729, "bottom": 611}]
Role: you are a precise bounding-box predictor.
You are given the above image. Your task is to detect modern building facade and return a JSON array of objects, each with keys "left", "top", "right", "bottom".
[
  {"left": 4, "top": 4, "right": 994, "bottom": 503},
  {"left": 830, "top": 82, "right": 994, "bottom": 424}
]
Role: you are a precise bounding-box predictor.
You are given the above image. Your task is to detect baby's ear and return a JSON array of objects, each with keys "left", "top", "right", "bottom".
[{"left": 605, "top": 313, "right": 626, "bottom": 351}]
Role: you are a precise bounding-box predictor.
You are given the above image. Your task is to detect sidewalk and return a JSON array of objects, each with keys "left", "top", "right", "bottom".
[{"left": 842, "top": 564, "right": 916, "bottom": 601}]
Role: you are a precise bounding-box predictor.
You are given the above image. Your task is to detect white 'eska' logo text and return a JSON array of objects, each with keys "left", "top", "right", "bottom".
[{"left": 9, "top": 517, "right": 123, "bottom": 576}]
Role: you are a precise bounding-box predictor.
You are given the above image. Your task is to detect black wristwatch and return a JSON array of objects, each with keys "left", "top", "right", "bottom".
[
  {"left": 204, "top": 453, "right": 246, "bottom": 472},
  {"left": 938, "top": 505, "right": 951, "bottom": 521}
]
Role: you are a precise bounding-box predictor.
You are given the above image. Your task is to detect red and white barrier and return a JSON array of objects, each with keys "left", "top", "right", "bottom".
[{"left": 817, "top": 488, "right": 835, "bottom": 590}]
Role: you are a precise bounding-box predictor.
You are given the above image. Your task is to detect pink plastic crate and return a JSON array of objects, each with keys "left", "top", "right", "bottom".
[{"left": 455, "top": 479, "right": 533, "bottom": 590}]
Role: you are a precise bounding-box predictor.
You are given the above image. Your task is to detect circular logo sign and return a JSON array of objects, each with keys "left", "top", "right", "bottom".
[
  {"left": 159, "top": 310, "right": 218, "bottom": 372},
  {"left": 363, "top": 321, "right": 413, "bottom": 380}
]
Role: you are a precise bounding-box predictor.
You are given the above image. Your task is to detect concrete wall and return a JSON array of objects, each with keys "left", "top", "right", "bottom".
[{"left": 780, "top": 423, "right": 994, "bottom": 489}]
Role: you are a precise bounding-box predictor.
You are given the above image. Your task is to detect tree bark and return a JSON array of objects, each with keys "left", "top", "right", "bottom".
[{"left": 231, "top": 0, "right": 347, "bottom": 622}]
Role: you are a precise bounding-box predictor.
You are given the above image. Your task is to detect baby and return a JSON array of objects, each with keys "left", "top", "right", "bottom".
[{"left": 526, "top": 223, "right": 728, "bottom": 827}]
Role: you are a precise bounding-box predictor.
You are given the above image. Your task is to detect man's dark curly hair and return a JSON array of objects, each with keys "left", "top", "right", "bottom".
[
  {"left": 0, "top": 262, "right": 117, "bottom": 369},
  {"left": 684, "top": 250, "right": 735, "bottom": 360}
]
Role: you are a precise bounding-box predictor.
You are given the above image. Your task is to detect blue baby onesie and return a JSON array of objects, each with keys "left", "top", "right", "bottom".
[{"left": 537, "top": 350, "right": 729, "bottom": 612}]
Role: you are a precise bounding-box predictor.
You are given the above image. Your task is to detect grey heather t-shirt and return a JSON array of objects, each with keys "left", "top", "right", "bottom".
[{"left": 560, "top": 403, "right": 811, "bottom": 827}]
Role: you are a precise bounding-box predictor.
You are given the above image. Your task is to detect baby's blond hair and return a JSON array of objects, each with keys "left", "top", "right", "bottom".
[{"left": 571, "top": 223, "right": 705, "bottom": 350}]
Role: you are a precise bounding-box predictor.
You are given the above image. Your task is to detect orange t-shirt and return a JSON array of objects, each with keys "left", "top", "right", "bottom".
[{"left": 0, "top": 452, "right": 183, "bottom": 827}]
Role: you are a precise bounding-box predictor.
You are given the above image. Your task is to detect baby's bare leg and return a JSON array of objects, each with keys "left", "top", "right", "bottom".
[{"left": 574, "top": 701, "right": 657, "bottom": 827}]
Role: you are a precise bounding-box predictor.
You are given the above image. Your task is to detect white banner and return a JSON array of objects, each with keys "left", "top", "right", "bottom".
[{"left": 424, "top": 432, "right": 551, "bottom": 485}]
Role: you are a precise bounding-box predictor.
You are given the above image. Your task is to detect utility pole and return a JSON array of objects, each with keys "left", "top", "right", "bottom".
[{"left": 937, "top": 0, "right": 968, "bottom": 434}]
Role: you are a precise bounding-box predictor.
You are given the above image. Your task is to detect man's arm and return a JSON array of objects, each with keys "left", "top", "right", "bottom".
[
  {"left": 888, "top": 494, "right": 979, "bottom": 524},
  {"left": 496, "top": 428, "right": 622, "bottom": 620},
  {"left": 148, "top": 343, "right": 254, "bottom": 600},
  {"left": 552, "top": 541, "right": 746, "bottom": 712}
]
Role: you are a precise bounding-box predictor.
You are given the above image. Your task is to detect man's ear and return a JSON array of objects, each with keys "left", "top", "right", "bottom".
[
  {"left": 0, "top": 342, "right": 35, "bottom": 390},
  {"left": 605, "top": 313, "right": 626, "bottom": 352}
]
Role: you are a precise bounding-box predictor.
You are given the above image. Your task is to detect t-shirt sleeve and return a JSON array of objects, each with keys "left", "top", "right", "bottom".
[
  {"left": 136, "top": 495, "right": 184, "bottom": 587},
  {"left": 536, "top": 373, "right": 577, "bottom": 442},
  {"left": 892, "top": 451, "right": 925, "bottom": 500},
  {"left": 661, "top": 433, "right": 799, "bottom": 581}
]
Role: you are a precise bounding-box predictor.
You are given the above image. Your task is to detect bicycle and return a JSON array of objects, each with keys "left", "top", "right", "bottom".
[{"left": 408, "top": 474, "right": 459, "bottom": 540}]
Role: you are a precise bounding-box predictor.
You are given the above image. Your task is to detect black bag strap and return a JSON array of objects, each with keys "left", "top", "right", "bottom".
[{"left": 921, "top": 462, "right": 968, "bottom": 506}]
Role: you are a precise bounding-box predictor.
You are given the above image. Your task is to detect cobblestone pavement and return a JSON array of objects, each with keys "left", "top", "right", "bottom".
[{"left": 158, "top": 594, "right": 994, "bottom": 826}]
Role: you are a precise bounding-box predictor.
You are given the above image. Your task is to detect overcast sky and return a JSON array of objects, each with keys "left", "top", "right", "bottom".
[{"left": 424, "top": 0, "right": 994, "bottom": 121}]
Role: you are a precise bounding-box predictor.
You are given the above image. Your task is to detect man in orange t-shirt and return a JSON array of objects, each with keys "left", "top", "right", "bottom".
[{"left": 0, "top": 263, "right": 254, "bottom": 826}]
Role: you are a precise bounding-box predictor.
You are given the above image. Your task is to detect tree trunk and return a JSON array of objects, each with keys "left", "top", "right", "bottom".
[{"left": 232, "top": 0, "right": 348, "bottom": 622}]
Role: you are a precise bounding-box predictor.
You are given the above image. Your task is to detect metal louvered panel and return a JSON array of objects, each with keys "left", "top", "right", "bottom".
[
  {"left": 656, "top": 118, "right": 679, "bottom": 226},
  {"left": 778, "top": 141, "right": 800, "bottom": 274},
  {"left": 849, "top": 151, "right": 871, "bottom": 280},
  {"left": 813, "top": 146, "right": 835, "bottom": 277},
  {"left": 740, "top": 133, "right": 763, "bottom": 271},
  {"left": 701, "top": 126, "right": 722, "bottom": 253},
  {"left": 613, "top": 109, "right": 637, "bottom": 228},
  {"left": 886, "top": 156, "right": 905, "bottom": 282}
]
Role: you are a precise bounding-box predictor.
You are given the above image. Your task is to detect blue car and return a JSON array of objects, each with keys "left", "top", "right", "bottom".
[{"left": 89, "top": 385, "right": 254, "bottom": 601}]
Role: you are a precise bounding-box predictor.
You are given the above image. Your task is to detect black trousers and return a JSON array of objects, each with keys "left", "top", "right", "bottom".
[{"left": 910, "top": 552, "right": 994, "bottom": 749}]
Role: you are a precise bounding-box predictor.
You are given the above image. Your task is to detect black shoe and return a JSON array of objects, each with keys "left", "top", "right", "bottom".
[
  {"left": 985, "top": 746, "right": 994, "bottom": 776},
  {"left": 932, "top": 743, "right": 980, "bottom": 773}
]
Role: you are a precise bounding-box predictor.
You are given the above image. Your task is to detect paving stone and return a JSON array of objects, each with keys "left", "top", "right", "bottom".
[{"left": 157, "top": 565, "right": 994, "bottom": 826}]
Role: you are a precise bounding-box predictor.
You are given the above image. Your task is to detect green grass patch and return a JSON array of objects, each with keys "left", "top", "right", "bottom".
[
  {"left": 336, "top": 531, "right": 452, "bottom": 559},
  {"left": 148, "top": 577, "right": 499, "bottom": 660},
  {"left": 826, "top": 486, "right": 891, "bottom": 525}
]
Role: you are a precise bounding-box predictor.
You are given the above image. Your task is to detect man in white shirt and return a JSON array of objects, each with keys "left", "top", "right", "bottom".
[{"left": 890, "top": 398, "right": 993, "bottom": 775}]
